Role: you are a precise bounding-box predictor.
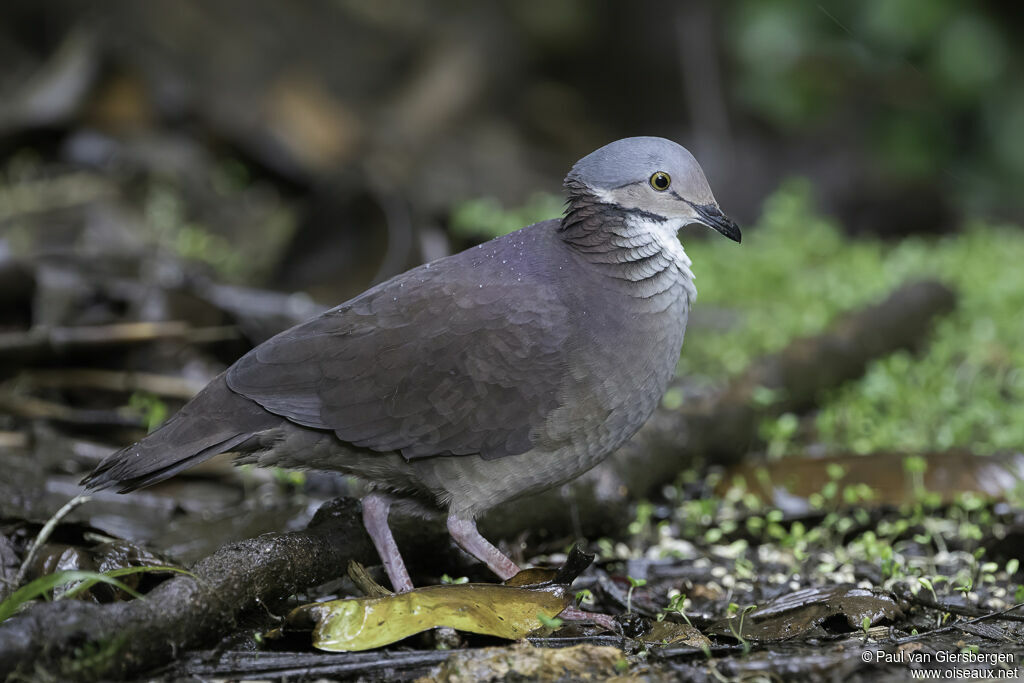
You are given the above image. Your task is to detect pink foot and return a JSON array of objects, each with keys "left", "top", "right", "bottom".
[
  {"left": 361, "top": 493, "right": 413, "bottom": 592},
  {"left": 446, "top": 514, "right": 520, "bottom": 580}
]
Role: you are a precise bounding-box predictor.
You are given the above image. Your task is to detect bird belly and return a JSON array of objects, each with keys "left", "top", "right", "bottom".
[{"left": 242, "top": 294, "right": 688, "bottom": 521}]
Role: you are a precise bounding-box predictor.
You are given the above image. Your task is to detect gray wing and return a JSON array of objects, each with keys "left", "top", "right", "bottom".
[{"left": 226, "top": 265, "right": 572, "bottom": 460}]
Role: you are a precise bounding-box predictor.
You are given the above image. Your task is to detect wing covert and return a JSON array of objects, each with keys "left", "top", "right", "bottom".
[{"left": 226, "top": 262, "right": 572, "bottom": 460}]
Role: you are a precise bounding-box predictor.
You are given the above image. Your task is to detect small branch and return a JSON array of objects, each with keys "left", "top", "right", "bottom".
[
  {"left": 13, "top": 494, "right": 92, "bottom": 587},
  {"left": 168, "top": 648, "right": 455, "bottom": 680},
  {"left": 894, "top": 587, "right": 1024, "bottom": 623},
  {"left": 17, "top": 369, "right": 206, "bottom": 400},
  {"left": 0, "top": 392, "right": 144, "bottom": 428},
  {"left": 0, "top": 498, "right": 446, "bottom": 680},
  {"left": 891, "top": 602, "right": 1024, "bottom": 644},
  {"left": 0, "top": 322, "right": 240, "bottom": 365}
]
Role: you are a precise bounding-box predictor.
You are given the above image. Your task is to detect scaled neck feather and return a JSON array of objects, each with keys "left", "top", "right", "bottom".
[{"left": 559, "top": 182, "right": 697, "bottom": 305}]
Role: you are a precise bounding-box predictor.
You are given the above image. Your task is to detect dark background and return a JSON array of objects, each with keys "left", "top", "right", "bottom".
[
  {"left": 0, "top": 4, "right": 1023, "bottom": 678},
  {"left": 2, "top": 0, "right": 1021, "bottom": 298}
]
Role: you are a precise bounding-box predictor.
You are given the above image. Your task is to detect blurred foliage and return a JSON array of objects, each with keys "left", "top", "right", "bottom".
[
  {"left": 0, "top": 150, "right": 294, "bottom": 286},
  {"left": 127, "top": 393, "right": 168, "bottom": 433},
  {"left": 727, "top": 0, "right": 1024, "bottom": 209},
  {"left": 143, "top": 180, "right": 291, "bottom": 284},
  {"left": 449, "top": 192, "right": 563, "bottom": 240},
  {"left": 684, "top": 180, "right": 1024, "bottom": 455},
  {"left": 142, "top": 182, "right": 241, "bottom": 280}
]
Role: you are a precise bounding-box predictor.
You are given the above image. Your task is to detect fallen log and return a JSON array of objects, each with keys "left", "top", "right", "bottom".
[{"left": 0, "top": 499, "right": 381, "bottom": 680}]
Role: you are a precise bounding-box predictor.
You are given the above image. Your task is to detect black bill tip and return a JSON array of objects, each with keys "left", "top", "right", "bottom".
[{"left": 693, "top": 203, "right": 742, "bottom": 243}]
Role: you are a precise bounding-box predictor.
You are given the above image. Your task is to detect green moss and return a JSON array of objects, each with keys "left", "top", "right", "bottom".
[
  {"left": 449, "top": 192, "right": 563, "bottom": 240},
  {"left": 681, "top": 178, "right": 1024, "bottom": 455}
]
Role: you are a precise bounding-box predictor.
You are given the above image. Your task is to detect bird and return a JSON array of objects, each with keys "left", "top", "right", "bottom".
[{"left": 82, "top": 136, "right": 741, "bottom": 593}]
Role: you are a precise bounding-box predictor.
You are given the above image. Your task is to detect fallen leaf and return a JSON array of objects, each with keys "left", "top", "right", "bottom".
[
  {"left": 287, "top": 581, "right": 572, "bottom": 651},
  {"left": 504, "top": 567, "right": 559, "bottom": 587},
  {"left": 285, "top": 546, "right": 594, "bottom": 651},
  {"left": 643, "top": 620, "right": 711, "bottom": 648},
  {"left": 706, "top": 585, "right": 902, "bottom": 642}
]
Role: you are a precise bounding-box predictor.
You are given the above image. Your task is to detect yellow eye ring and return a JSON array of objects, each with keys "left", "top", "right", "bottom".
[{"left": 650, "top": 171, "right": 671, "bottom": 191}]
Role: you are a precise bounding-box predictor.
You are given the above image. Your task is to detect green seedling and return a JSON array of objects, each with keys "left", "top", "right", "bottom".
[
  {"left": 727, "top": 602, "right": 757, "bottom": 654},
  {"left": 536, "top": 613, "right": 563, "bottom": 630},
  {"left": 626, "top": 576, "right": 647, "bottom": 615},
  {"left": 0, "top": 565, "right": 191, "bottom": 622}
]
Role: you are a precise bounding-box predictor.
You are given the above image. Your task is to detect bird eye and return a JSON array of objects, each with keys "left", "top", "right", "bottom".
[{"left": 649, "top": 171, "right": 671, "bottom": 191}]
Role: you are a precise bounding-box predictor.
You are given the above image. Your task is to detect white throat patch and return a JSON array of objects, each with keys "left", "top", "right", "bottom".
[{"left": 624, "top": 214, "right": 698, "bottom": 305}]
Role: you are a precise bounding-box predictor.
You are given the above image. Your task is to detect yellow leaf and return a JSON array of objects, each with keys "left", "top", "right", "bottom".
[{"left": 287, "top": 582, "right": 572, "bottom": 652}]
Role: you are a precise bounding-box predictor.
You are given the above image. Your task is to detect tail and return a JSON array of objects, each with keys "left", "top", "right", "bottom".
[{"left": 81, "top": 373, "right": 281, "bottom": 492}]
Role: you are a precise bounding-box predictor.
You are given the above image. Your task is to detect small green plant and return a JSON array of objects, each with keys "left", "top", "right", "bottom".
[
  {"left": 60, "top": 634, "right": 128, "bottom": 678},
  {"left": 0, "top": 565, "right": 191, "bottom": 622},
  {"left": 626, "top": 576, "right": 647, "bottom": 614},
  {"left": 127, "top": 393, "right": 168, "bottom": 432},
  {"left": 628, "top": 501, "right": 655, "bottom": 536},
  {"left": 703, "top": 527, "right": 724, "bottom": 544},
  {"left": 439, "top": 574, "right": 468, "bottom": 585},
  {"left": 953, "top": 572, "right": 974, "bottom": 595},
  {"left": 979, "top": 561, "right": 999, "bottom": 586},
  {"left": 575, "top": 589, "right": 594, "bottom": 606},
  {"left": 917, "top": 577, "right": 938, "bottom": 602},
  {"left": 727, "top": 603, "right": 757, "bottom": 654},
  {"left": 659, "top": 592, "right": 693, "bottom": 626},
  {"left": 733, "top": 557, "right": 756, "bottom": 581},
  {"left": 536, "top": 613, "right": 563, "bottom": 630},
  {"left": 759, "top": 412, "right": 799, "bottom": 459},
  {"left": 271, "top": 468, "right": 306, "bottom": 488},
  {"left": 0, "top": 572, "right": 138, "bottom": 623},
  {"left": 596, "top": 538, "right": 616, "bottom": 560},
  {"left": 903, "top": 455, "right": 930, "bottom": 503},
  {"left": 808, "top": 463, "right": 846, "bottom": 510}
]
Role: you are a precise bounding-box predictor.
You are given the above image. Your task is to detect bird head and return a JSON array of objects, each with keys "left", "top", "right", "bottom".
[{"left": 564, "top": 136, "right": 741, "bottom": 243}]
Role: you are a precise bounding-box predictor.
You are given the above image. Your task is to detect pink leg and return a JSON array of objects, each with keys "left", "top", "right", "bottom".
[
  {"left": 446, "top": 515, "right": 520, "bottom": 580},
  {"left": 361, "top": 493, "right": 413, "bottom": 593},
  {"left": 445, "top": 516, "right": 617, "bottom": 632}
]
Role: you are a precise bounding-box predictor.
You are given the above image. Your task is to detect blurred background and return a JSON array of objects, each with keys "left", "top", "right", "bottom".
[
  {"left": 2, "top": 5, "right": 1024, "bottom": 675},
  {"left": 0, "top": 0, "right": 1022, "bottom": 559}
]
